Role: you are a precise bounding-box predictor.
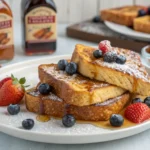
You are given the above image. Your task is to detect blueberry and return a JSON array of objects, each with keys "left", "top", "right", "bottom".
[
  {"left": 92, "top": 16, "right": 101, "bottom": 23},
  {"left": 62, "top": 114, "right": 76, "bottom": 127},
  {"left": 132, "top": 98, "right": 143, "bottom": 104},
  {"left": 65, "top": 62, "right": 77, "bottom": 75},
  {"left": 103, "top": 52, "right": 117, "bottom": 63},
  {"left": 115, "top": 55, "right": 126, "bottom": 64},
  {"left": 7, "top": 104, "right": 20, "bottom": 115},
  {"left": 110, "top": 114, "right": 124, "bottom": 127},
  {"left": 138, "top": 9, "right": 147, "bottom": 17},
  {"left": 148, "top": 7, "right": 150, "bottom": 15},
  {"left": 38, "top": 83, "right": 52, "bottom": 95},
  {"left": 93, "top": 50, "right": 103, "bottom": 58},
  {"left": 144, "top": 97, "right": 150, "bottom": 107},
  {"left": 58, "top": 59, "right": 68, "bottom": 71},
  {"left": 22, "top": 119, "right": 34, "bottom": 130}
]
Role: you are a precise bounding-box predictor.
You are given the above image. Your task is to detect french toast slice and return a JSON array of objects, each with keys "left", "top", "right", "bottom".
[
  {"left": 134, "top": 16, "right": 150, "bottom": 33},
  {"left": 38, "top": 64, "right": 126, "bottom": 106},
  {"left": 101, "top": 5, "right": 147, "bottom": 26},
  {"left": 71, "top": 44, "right": 150, "bottom": 96},
  {"left": 25, "top": 88, "right": 130, "bottom": 121}
]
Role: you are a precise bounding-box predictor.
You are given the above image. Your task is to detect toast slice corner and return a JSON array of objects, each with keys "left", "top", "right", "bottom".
[{"left": 71, "top": 44, "right": 150, "bottom": 96}]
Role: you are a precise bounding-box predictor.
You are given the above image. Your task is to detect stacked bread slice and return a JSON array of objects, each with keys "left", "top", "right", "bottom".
[{"left": 25, "top": 44, "right": 150, "bottom": 121}]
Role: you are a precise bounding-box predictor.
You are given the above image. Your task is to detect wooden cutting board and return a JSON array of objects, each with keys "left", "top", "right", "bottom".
[{"left": 66, "top": 20, "right": 149, "bottom": 53}]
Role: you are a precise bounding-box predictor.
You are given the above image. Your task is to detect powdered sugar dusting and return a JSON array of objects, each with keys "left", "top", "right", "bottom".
[
  {"left": 28, "top": 90, "right": 62, "bottom": 102},
  {"left": 95, "top": 95, "right": 122, "bottom": 106},
  {"left": 44, "top": 92, "right": 62, "bottom": 102},
  {"left": 43, "top": 65, "right": 110, "bottom": 90},
  {"left": 94, "top": 47, "right": 150, "bottom": 82}
]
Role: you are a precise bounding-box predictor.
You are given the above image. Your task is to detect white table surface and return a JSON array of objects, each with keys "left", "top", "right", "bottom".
[{"left": 1, "top": 23, "right": 150, "bottom": 150}]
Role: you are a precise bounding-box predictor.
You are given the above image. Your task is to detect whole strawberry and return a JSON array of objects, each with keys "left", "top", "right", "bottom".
[
  {"left": 0, "top": 75, "right": 28, "bottom": 106},
  {"left": 125, "top": 103, "right": 150, "bottom": 123},
  {"left": 98, "top": 40, "right": 112, "bottom": 54},
  {"left": 0, "top": 77, "right": 11, "bottom": 89}
]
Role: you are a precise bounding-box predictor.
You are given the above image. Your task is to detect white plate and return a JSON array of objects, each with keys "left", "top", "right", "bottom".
[
  {"left": 0, "top": 55, "right": 150, "bottom": 144},
  {"left": 105, "top": 21, "right": 150, "bottom": 42}
]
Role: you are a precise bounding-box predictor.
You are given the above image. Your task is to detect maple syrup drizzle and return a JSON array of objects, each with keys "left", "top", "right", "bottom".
[
  {"left": 53, "top": 112, "right": 136, "bottom": 130},
  {"left": 64, "top": 104, "right": 71, "bottom": 115},
  {"left": 35, "top": 86, "right": 51, "bottom": 122},
  {"left": 28, "top": 89, "right": 139, "bottom": 128},
  {"left": 36, "top": 115, "right": 50, "bottom": 122},
  {"left": 78, "top": 110, "right": 136, "bottom": 129}
]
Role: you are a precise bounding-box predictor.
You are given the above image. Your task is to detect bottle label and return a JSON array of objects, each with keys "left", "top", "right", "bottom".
[
  {"left": 25, "top": 7, "right": 57, "bottom": 43},
  {"left": 0, "top": 13, "right": 13, "bottom": 50}
]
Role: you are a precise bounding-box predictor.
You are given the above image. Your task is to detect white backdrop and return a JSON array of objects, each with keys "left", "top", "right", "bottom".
[{"left": 5, "top": 0, "right": 150, "bottom": 23}]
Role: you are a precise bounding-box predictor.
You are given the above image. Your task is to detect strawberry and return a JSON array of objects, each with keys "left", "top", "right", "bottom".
[
  {"left": 0, "top": 75, "right": 29, "bottom": 106},
  {"left": 0, "top": 77, "right": 11, "bottom": 89},
  {"left": 125, "top": 103, "right": 150, "bottom": 123},
  {"left": 98, "top": 40, "right": 112, "bottom": 54}
]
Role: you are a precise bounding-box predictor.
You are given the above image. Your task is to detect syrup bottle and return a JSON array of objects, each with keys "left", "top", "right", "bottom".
[
  {"left": 22, "top": 0, "right": 57, "bottom": 55},
  {"left": 0, "top": 0, "right": 14, "bottom": 61}
]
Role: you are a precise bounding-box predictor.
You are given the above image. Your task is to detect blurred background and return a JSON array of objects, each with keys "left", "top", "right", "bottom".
[{"left": 5, "top": 0, "right": 149, "bottom": 23}]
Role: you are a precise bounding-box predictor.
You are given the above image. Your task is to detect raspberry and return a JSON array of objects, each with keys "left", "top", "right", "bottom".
[{"left": 98, "top": 40, "right": 112, "bottom": 54}]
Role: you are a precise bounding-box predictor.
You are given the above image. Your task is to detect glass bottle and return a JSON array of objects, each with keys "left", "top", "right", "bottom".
[
  {"left": 0, "top": 0, "right": 14, "bottom": 61},
  {"left": 22, "top": 0, "right": 57, "bottom": 55}
]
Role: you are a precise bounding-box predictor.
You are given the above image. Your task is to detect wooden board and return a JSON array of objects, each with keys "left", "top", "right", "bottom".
[{"left": 66, "top": 20, "right": 149, "bottom": 53}]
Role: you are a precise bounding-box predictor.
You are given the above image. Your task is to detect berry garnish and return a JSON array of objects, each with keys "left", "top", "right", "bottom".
[
  {"left": 103, "top": 52, "right": 117, "bottom": 63},
  {"left": 22, "top": 119, "right": 34, "bottom": 130},
  {"left": 144, "top": 97, "right": 150, "bottom": 107},
  {"left": 109, "top": 114, "right": 124, "bottom": 127},
  {"left": 7, "top": 104, "right": 20, "bottom": 115},
  {"left": 62, "top": 114, "right": 76, "bottom": 127},
  {"left": 125, "top": 103, "right": 150, "bottom": 123},
  {"left": 38, "top": 83, "right": 52, "bottom": 95},
  {"left": 132, "top": 98, "right": 143, "bottom": 104},
  {"left": 65, "top": 62, "right": 77, "bottom": 75},
  {"left": 0, "top": 77, "right": 11, "bottom": 89},
  {"left": 92, "top": 16, "right": 101, "bottom": 23},
  {"left": 0, "top": 74, "right": 28, "bottom": 106},
  {"left": 115, "top": 55, "right": 126, "bottom": 64},
  {"left": 58, "top": 59, "right": 68, "bottom": 71},
  {"left": 98, "top": 40, "right": 112, "bottom": 54},
  {"left": 138, "top": 9, "right": 147, "bottom": 17},
  {"left": 93, "top": 50, "right": 103, "bottom": 58}
]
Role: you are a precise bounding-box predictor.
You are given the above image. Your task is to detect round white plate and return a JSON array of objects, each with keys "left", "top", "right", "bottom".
[
  {"left": 105, "top": 21, "right": 150, "bottom": 42},
  {"left": 0, "top": 55, "right": 150, "bottom": 144}
]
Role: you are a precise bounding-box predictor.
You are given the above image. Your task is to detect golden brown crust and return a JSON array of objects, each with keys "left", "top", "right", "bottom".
[
  {"left": 134, "top": 16, "right": 150, "bottom": 33},
  {"left": 101, "top": 5, "right": 146, "bottom": 26},
  {"left": 38, "top": 64, "right": 126, "bottom": 106},
  {"left": 25, "top": 89, "right": 130, "bottom": 121},
  {"left": 71, "top": 44, "right": 150, "bottom": 96}
]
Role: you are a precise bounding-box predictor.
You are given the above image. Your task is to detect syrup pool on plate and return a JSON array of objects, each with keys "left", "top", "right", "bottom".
[
  {"left": 78, "top": 110, "right": 136, "bottom": 130},
  {"left": 36, "top": 115, "right": 51, "bottom": 122}
]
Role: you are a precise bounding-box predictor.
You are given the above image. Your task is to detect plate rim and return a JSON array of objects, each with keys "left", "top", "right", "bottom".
[
  {"left": 0, "top": 55, "right": 150, "bottom": 144},
  {"left": 105, "top": 21, "right": 150, "bottom": 41}
]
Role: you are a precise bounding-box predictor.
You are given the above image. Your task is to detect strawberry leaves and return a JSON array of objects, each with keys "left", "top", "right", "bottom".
[
  {"left": 11, "top": 74, "right": 29, "bottom": 90},
  {"left": 19, "top": 77, "right": 26, "bottom": 85}
]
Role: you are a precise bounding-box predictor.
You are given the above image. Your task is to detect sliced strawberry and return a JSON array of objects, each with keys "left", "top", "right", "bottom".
[
  {"left": 0, "top": 77, "right": 11, "bottom": 89},
  {"left": 0, "top": 75, "right": 29, "bottom": 106},
  {"left": 98, "top": 40, "right": 112, "bottom": 54},
  {"left": 125, "top": 103, "right": 150, "bottom": 123}
]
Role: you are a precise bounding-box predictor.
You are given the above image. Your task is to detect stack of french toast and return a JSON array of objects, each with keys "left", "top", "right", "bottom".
[
  {"left": 101, "top": 5, "right": 150, "bottom": 33},
  {"left": 25, "top": 40, "right": 150, "bottom": 126}
]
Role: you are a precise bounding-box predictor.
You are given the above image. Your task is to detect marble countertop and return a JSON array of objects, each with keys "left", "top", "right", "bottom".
[{"left": 1, "top": 24, "right": 150, "bottom": 150}]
